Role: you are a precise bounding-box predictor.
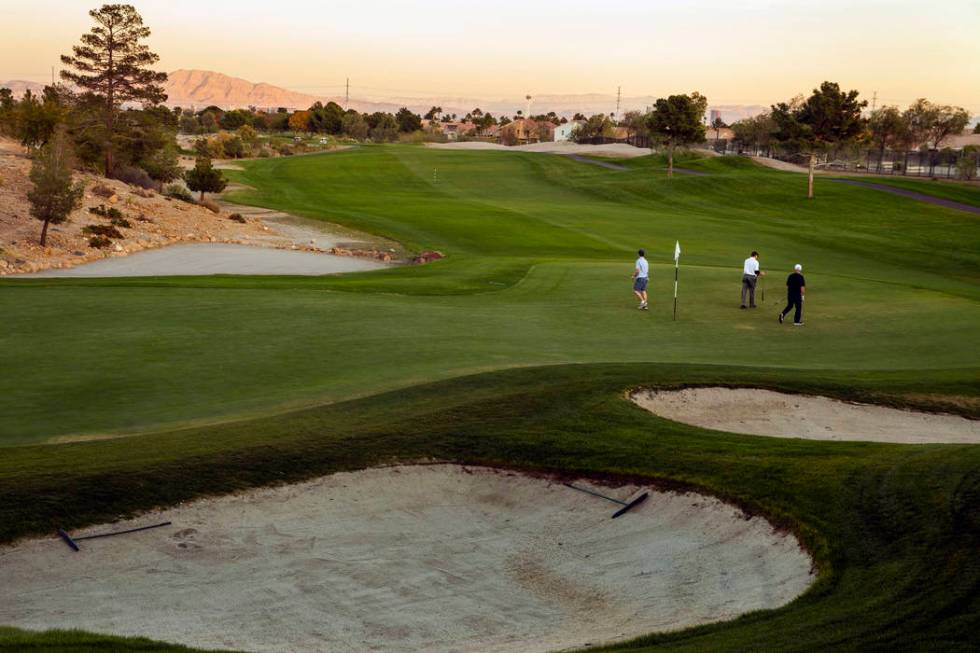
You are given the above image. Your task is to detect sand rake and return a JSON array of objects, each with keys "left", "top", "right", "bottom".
[
  {"left": 563, "top": 483, "right": 649, "bottom": 518},
  {"left": 58, "top": 521, "right": 172, "bottom": 552}
]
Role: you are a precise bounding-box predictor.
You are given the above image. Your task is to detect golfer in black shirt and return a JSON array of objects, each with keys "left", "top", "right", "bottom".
[{"left": 779, "top": 264, "right": 806, "bottom": 326}]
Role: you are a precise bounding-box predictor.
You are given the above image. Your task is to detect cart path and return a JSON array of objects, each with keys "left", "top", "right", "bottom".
[
  {"left": 565, "top": 155, "right": 628, "bottom": 170},
  {"left": 830, "top": 179, "right": 980, "bottom": 215}
]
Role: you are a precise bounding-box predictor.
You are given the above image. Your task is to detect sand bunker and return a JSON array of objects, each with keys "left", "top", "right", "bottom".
[
  {"left": 428, "top": 141, "right": 650, "bottom": 158},
  {"left": 22, "top": 243, "right": 389, "bottom": 277},
  {"left": 0, "top": 465, "right": 812, "bottom": 653},
  {"left": 632, "top": 388, "right": 980, "bottom": 444}
]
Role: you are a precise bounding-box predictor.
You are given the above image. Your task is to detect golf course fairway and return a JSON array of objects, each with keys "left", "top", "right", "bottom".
[{"left": 1, "top": 146, "right": 978, "bottom": 651}]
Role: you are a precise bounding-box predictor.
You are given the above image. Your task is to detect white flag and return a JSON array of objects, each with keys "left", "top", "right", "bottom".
[{"left": 673, "top": 241, "right": 681, "bottom": 263}]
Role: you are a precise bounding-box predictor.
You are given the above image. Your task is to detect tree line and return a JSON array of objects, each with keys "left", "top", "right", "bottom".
[
  {"left": 568, "top": 83, "right": 973, "bottom": 193},
  {"left": 0, "top": 5, "right": 179, "bottom": 189},
  {"left": 0, "top": 4, "right": 217, "bottom": 246},
  {"left": 730, "top": 90, "right": 974, "bottom": 185},
  {"left": 175, "top": 103, "right": 565, "bottom": 144}
]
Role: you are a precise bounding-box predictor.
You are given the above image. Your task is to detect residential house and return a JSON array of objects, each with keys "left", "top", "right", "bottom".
[
  {"left": 421, "top": 120, "right": 477, "bottom": 140},
  {"left": 499, "top": 118, "right": 556, "bottom": 145},
  {"left": 705, "top": 126, "right": 735, "bottom": 142},
  {"left": 944, "top": 132, "right": 980, "bottom": 150},
  {"left": 478, "top": 123, "right": 501, "bottom": 139},
  {"left": 554, "top": 120, "right": 584, "bottom": 142},
  {"left": 443, "top": 122, "right": 476, "bottom": 140}
]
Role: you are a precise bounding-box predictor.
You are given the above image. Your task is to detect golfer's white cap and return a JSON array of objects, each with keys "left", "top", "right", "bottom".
[{"left": 794, "top": 264, "right": 803, "bottom": 271}]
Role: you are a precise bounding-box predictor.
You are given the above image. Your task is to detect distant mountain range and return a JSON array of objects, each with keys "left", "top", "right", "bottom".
[
  {"left": 163, "top": 70, "right": 767, "bottom": 122},
  {"left": 0, "top": 80, "right": 46, "bottom": 97},
  {"left": 3, "top": 70, "right": 767, "bottom": 123}
]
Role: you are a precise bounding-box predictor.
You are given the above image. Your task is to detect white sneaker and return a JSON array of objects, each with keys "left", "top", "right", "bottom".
[{"left": 793, "top": 322, "right": 804, "bottom": 327}]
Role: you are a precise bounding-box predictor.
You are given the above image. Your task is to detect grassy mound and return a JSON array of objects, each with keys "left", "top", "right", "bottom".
[{"left": 2, "top": 364, "right": 979, "bottom": 651}]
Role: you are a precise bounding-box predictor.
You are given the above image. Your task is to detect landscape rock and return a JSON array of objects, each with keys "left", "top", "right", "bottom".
[{"left": 413, "top": 250, "right": 445, "bottom": 264}]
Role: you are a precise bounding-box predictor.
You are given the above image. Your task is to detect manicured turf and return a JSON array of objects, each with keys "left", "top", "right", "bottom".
[
  {"left": 1, "top": 147, "right": 978, "bottom": 444},
  {"left": 0, "top": 146, "right": 978, "bottom": 651}
]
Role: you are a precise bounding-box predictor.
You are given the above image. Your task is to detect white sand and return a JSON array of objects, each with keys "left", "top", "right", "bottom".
[
  {"left": 0, "top": 465, "right": 813, "bottom": 653},
  {"left": 632, "top": 388, "right": 980, "bottom": 444},
  {"left": 428, "top": 141, "right": 651, "bottom": 158},
  {"left": 22, "top": 243, "right": 389, "bottom": 277}
]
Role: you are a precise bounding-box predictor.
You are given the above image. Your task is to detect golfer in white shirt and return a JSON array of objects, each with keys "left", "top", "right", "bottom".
[
  {"left": 633, "top": 249, "right": 649, "bottom": 310},
  {"left": 741, "top": 251, "right": 765, "bottom": 309}
]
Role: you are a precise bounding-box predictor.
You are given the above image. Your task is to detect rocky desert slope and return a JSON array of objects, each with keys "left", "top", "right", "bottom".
[{"left": 0, "top": 138, "right": 391, "bottom": 276}]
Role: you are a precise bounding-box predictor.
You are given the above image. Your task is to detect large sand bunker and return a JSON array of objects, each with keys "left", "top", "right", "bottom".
[
  {"left": 428, "top": 141, "right": 650, "bottom": 158},
  {"left": 0, "top": 465, "right": 812, "bottom": 653},
  {"left": 632, "top": 388, "right": 980, "bottom": 444}
]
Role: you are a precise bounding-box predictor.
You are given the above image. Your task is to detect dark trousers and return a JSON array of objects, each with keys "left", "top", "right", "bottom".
[
  {"left": 741, "top": 274, "right": 758, "bottom": 307},
  {"left": 781, "top": 296, "right": 803, "bottom": 323}
]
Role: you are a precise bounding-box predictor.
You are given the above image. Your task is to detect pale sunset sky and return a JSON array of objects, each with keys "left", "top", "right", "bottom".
[{"left": 1, "top": 0, "right": 977, "bottom": 111}]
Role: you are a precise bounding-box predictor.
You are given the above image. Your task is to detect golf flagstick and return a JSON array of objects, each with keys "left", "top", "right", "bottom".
[{"left": 672, "top": 241, "right": 681, "bottom": 320}]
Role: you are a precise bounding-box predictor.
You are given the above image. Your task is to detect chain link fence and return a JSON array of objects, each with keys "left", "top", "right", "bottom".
[{"left": 708, "top": 140, "right": 979, "bottom": 180}]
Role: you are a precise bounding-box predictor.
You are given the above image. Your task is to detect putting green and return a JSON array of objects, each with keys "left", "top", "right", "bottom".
[{"left": 1, "top": 147, "right": 977, "bottom": 445}]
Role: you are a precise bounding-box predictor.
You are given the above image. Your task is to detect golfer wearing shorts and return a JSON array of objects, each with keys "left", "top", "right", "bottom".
[
  {"left": 779, "top": 264, "right": 806, "bottom": 326},
  {"left": 741, "top": 251, "right": 764, "bottom": 308},
  {"left": 633, "top": 249, "right": 649, "bottom": 310}
]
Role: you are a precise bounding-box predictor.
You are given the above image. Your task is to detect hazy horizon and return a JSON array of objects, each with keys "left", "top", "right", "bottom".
[{"left": 1, "top": 0, "right": 978, "bottom": 113}]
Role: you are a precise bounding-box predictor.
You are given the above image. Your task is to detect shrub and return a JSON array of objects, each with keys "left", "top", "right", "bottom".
[
  {"left": 112, "top": 165, "right": 156, "bottom": 190},
  {"left": 222, "top": 136, "right": 245, "bottom": 159},
  {"left": 398, "top": 131, "right": 426, "bottom": 145},
  {"left": 110, "top": 215, "right": 132, "bottom": 228},
  {"left": 200, "top": 198, "right": 221, "bottom": 214},
  {"left": 237, "top": 124, "right": 258, "bottom": 146},
  {"left": 107, "top": 207, "right": 124, "bottom": 220},
  {"left": 82, "top": 224, "right": 123, "bottom": 239},
  {"left": 140, "top": 145, "right": 182, "bottom": 183},
  {"left": 91, "top": 183, "right": 114, "bottom": 198},
  {"left": 228, "top": 213, "right": 246, "bottom": 223},
  {"left": 88, "top": 235, "right": 112, "bottom": 248},
  {"left": 89, "top": 204, "right": 109, "bottom": 217},
  {"left": 956, "top": 154, "right": 978, "bottom": 181},
  {"left": 163, "top": 183, "right": 195, "bottom": 203}
]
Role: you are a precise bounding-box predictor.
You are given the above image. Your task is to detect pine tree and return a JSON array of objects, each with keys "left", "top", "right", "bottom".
[
  {"left": 60, "top": 4, "right": 167, "bottom": 176},
  {"left": 185, "top": 157, "right": 227, "bottom": 201},
  {"left": 28, "top": 128, "right": 85, "bottom": 246}
]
